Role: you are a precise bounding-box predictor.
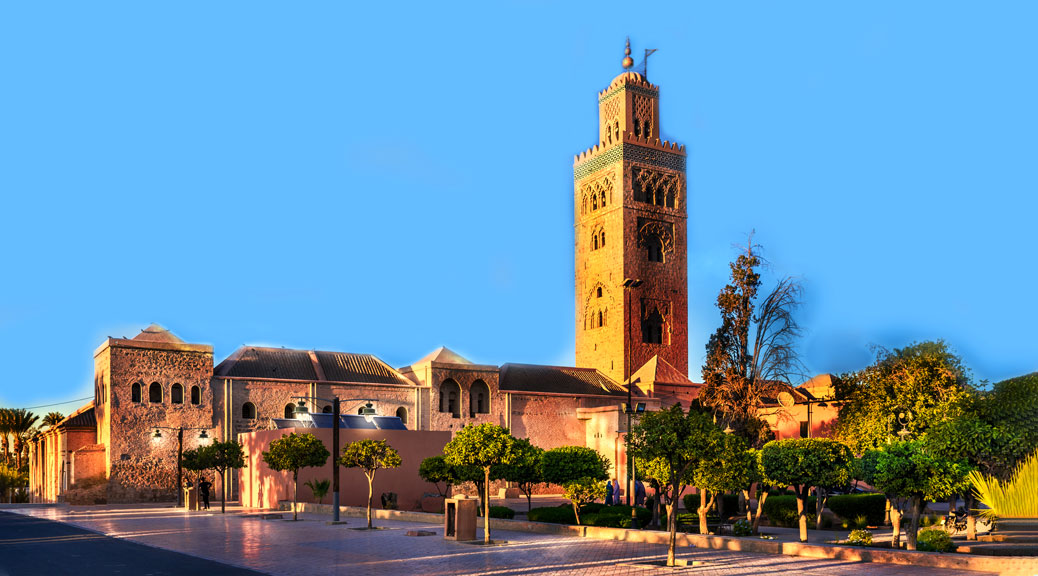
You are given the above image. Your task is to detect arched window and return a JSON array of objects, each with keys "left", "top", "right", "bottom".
[
  {"left": 323, "top": 405, "right": 333, "bottom": 414},
  {"left": 598, "top": 310, "right": 604, "bottom": 328},
  {"left": 470, "top": 380, "right": 490, "bottom": 415},
  {"left": 592, "top": 194, "right": 598, "bottom": 210},
  {"left": 634, "top": 118, "right": 641, "bottom": 137},
  {"left": 600, "top": 190, "right": 607, "bottom": 207},
  {"left": 592, "top": 234, "right": 599, "bottom": 250},
  {"left": 284, "top": 404, "right": 295, "bottom": 419},
  {"left": 171, "top": 383, "right": 184, "bottom": 404},
  {"left": 643, "top": 312, "right": 666, "bottom": 345},
  {"left": 596, "top": 287, "right": 603, "bottom": 298},
  {"left": 439, "top": 379, "right": 461, "bottom": 418},
  {"left": 190, "top": 385, "right": 201, "bottom": 405},
  {"left": 149, "top": 382, "right": 162, "bottom": 403},
  {"left": 395, "top": 406, "right": 407, "bottom": 424},
  {"left": 614, "top": 121, "right": 620, "bottom": 141},
  {"left": 600, "top": 231, "right": 605, "bottom": 247},
  {"left": 647, "top": 236, "right": 665, "bottom": 263},
  {"left": 131, "top": 382, "right": 142, "bottom": 403},
  {"left": 606, "top": 128, "right": 612, "bottom": 144},
  {"left": 242, "top": 402, "right": 256, "bottom": 420}
]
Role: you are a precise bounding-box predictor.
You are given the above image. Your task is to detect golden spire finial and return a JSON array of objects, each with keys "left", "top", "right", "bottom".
[{"left": 622, "top": 37, "right": 634, "bottom": 69}]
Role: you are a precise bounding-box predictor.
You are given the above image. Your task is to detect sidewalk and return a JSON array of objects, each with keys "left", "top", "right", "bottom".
[{"left": 7, "top": 504, "right": 997, "bottom": 575}]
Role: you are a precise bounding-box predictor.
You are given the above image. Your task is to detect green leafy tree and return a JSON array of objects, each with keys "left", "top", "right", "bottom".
[
  {"left": 872, "top": 441, "right": 969, "bottom": 551},
  {"left": 339, "top": 439, "right": 402, "bottom": 529},
  {"left": 443, "top": 423, "right": 517, "bottom": 543},
  {"left": 7, "top": 409, "right": 39, "bottom": 471},
  {"left": 627, "top": 406, "right": 722, "bottom": 566},
  {"left": 42, "top": 412, "right": 64, "bottom": 428},
  {"left": 304, "top": 478, "right": 330, "bottom": 504},
  {"left": 694, "top": 434, "right": 755, "bottom": 534},
  {"left": 760, "top": 438, "right": 852, "bottom": 542},
  {"left": 180, "top": 447, "right": 212, "bottom": 487},
  {"left": 541, "top": 445, "right": 609, "bottom": 526},
  {"left": 833, "top": 341, "right": 974, "bottom": 453},
  {"left": 419, "top": 455, "right": 458, "bottom": 499},
  {"left": 261, "top": 433, "right": 330, "bottom": 520},
  {"left": 0, "top": 409, "right": 11, "bottom": 467},
  {"left": 637, "top": 456, "right": 674, "bottom": 529},
  {"left": 700, "top": 239, "right": 804, "bottom": 448},
  {"left": 981, "top": 372, "right": 1038, "bottom": 472},
  {"left": 198, "top": 440, "right": 246, "bottom": 514},
  {"left": 497, "top": 437, "right": 543, "bottom": 513}
]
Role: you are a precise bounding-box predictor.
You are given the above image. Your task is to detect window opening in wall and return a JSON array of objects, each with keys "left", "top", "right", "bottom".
[
  {"left": 131, "top": 382, "right": 142, "bottom": 403},
  {"left": 614, "top": 121, "right": 620, "bottom": 141},
  {"left": 242, "top": 402, "right": 256, "bottom": 419},
  {"left": 592, "top": 195, "right": 598, "bottom": 210},
  {"left": 600, "top": 231, "right": 605, "bottom": 247},
  {"left": 190, "top": 385, "right": 200, "bottom": 405},
  {"left": 171, "top": 383, "right": 184, "bottom": 404},
  {"left": 596, "top": 287, "right": 603, "bottom": 298},
  {"left": 149, "top": 382, "right": 162, "bottom": 403},
  {"left": 800, "top": 421, "right": 809, "bottom": 438},
  {"left": 470, "top": 380, "right": 490, "bottom": 415},
  {"left": 592, "top": 235, "right": 599, "bottom": 250},
  {"left": 284, "top": 404, "right": 295, "bottom": 419},
  {"left": 634, "top": 119, "right": 641, "bottom": 137},
  {"left": 598, "top": 310, "right": 604, "bottom": 327},
  {"left": 439, "top": 380, "right": 461, "bottom": 418},
  {"left": 647, "top": 237, "right": 665, "bottom": 263},
  {"left": 322, "top": 405, "right": 332, "bottom": 414},
  {"left": 643, "top": 312, "right": 666, "bottom": 345},
  {"left": 396, "top": 406, "right": 407, "bottom": 424}
]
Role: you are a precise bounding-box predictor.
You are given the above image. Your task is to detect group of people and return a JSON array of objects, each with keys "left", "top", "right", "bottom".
[{"left": 604, "top": 479, "right": 645, "bottom": 506}]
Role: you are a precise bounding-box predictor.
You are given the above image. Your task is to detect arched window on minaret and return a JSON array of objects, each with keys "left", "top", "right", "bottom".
[
  {"left": 592, "top": 234, "right": 599, "bottom": 251},
  {"left": 600, "top": 230, "right": 606, "bottom": 247},
  {"left": 592, "top": 194, "right": 598, "bottom": 210},
  {"left": 648, "top": 235, "right": 665, "bottom": 263},
  {"left": 614, "top": 121, "right": 620, "bottom": 141},
  {"left": 643, "top": 309, "right": 667, "bottom": 345},
  {"left": 634, "top": 118, "right": 641, "bottom": 137},
  {"left": 598, "top": 310, "right": 604, "bottom": 328}
]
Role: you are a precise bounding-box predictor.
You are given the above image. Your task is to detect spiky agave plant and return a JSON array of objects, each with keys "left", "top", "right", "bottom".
[{"left": 970, "top": 450, "right": 1038, "bottom": 519}]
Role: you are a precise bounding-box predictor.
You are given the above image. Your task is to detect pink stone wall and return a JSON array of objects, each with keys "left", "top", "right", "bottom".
[{"left": 239, "top": 427, "right": 451, "bottom": 511}]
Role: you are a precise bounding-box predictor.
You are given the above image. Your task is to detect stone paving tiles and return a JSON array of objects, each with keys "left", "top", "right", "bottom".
[{"left": 12, "top": 506, "right": 998, "bottom": 576}]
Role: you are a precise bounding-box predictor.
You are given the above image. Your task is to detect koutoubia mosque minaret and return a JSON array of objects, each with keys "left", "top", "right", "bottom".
[{"left": 574, "top": 39, "right": 689, "bottom": 384}]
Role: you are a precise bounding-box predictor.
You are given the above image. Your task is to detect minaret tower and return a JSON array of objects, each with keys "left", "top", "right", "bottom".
[{"left": 574, "top": 39, "right": 689, "bottom": 384}]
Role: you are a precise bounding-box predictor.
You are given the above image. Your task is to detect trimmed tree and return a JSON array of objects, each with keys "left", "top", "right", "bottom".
[
  {"left": 261, "top": 433, "right": 330, "bottom": 520},
  {"left": 627, "top": 406, "right": 723, "bottom": 566},
  {"left": 872, "top": 440, "right": 969, "bottom": 551},
  {"left": 444, "top": 423, "right": 517, "bottom": 544},
  {"left": 419, "top": 455, "right": 458, "bottom": 499},
  {"left": 339, "top": 439, "right": 402, "bottom": 529},
  {"left": 694, "top": 434, "right": 755, "bottom": 534},
  {"left": 197, "top": 440, "right": 246, "bottom": 514},
  {"left": 540, "top": 445, "right": 609, "bottom": 526},
  {"left": 760, "top": 438, "right": 852, "bottom": 542},
  {"left": 180, "top": 447, "right": 212, "bottom": 488},
  {"left": 497, "top": 437, "right": 544, "bottom": 513}
]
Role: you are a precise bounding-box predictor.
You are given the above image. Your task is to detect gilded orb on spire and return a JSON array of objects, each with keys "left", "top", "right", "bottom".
[{"left": 622, "top": 37, "right": 634, "bottom": 69}]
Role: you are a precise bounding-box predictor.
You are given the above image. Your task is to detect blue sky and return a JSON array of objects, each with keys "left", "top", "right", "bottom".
[{"left": 2, "top": 2, "right": 1036, "bottom": 414}]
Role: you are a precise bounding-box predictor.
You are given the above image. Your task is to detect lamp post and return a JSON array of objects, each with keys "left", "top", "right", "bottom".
[
  {"left": 621, "top": 277, "right": 643, "bottom": 528},
  {"left": 291, "top": 396, "right": 377, "bottom": 523},
  {"left": 152, "top": 426, "right": 210, "bottom": 508},
  {"left": 796, "top": 397, "right": 832, "bottom": 438}
]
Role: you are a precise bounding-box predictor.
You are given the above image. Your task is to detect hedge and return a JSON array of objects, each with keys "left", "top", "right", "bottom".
[
  {"left": 826, "top": 494, "right": 886, "bottom": 526},
  {"left": 489, "top": 505, "right": 515, "bottom": 519},
  {"left": 762, "top": 495, "right": 817, "bottom": 528},
  {"left": 527, "top": 504, "right": 651, "bottom": 527}
]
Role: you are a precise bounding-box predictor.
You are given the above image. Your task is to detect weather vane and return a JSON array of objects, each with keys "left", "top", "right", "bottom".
[{"left": 622, "top": 37, "right": 658, "bottom": 80}]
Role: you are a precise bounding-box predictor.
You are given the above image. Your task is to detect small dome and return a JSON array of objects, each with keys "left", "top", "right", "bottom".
[{"left": 609, "top": 71, "right": 645, "bottom": 88}]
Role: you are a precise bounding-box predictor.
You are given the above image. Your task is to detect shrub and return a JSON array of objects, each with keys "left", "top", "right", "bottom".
[
  {"left": 762, "top": 495, "right": 816, "bottom": 528},
  {"left": 582, "top": 505, "right": 652, "bottom": 528},
  {"left": 917, "top": 528, "right": 955, "bottom": 553},
  {"left": 732, "top": 519, "right": 752, "bottom": 536},
  {"left": 847, "top": 529, "right": 873, "bottom": 546},
  {"left": 489, "top": 506, "right": 515, "bottom": 519},
  {"left": 528, "top": 505, "right": 576, "bottom": 524},
  {"left": 827, "top": 494, "right": 886, "bottom": 526}
]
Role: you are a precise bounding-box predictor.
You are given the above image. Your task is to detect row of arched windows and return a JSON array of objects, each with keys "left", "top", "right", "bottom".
[
  {"left": 604, "top": 119, "right": 620, "bottom": 144},
  {"left": 580, "top": 179, "right": 612, "bottom": 215},
  {"left": 438, "top": 379, "right": 490, "bottom": 419},
  {"left": 632, "top": 168, "right": 680, "bottom": 209},
  {"left": 590, "top": 227, "right": 606, "bottom": 251},
  {"left": 131, "top": 382, "right": 200, "bottom": 405},
  {"left": 238, "top": 402, "right": 410, "bottom": 423}
]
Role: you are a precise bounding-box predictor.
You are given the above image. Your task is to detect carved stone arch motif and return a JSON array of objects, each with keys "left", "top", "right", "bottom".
[{"left": 638, "top": 220, "right": 674, "bottom": 254}]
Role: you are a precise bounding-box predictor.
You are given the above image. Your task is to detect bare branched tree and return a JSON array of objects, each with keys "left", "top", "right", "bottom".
[{"left": 700, "top": 239, "right": 805, "bottom": 447}]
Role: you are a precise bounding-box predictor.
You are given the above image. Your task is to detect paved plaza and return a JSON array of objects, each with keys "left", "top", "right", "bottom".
[{"left": 5, "top": 505, "right": 999, "bottom": 576}]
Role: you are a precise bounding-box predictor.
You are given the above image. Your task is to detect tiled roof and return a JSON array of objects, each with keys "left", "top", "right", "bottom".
[
  {"left": 499, "top": 363, "right": 627, "bottom": 397},
  {"left": 215, "top": 346, "right": 413, "bottom": 386},
  {"left": 131, "top": 324, "right": 185, "bottom": 344},
  {"left": 413, "top": 346, "right": 472, "bottom": 365},
  {"left": 59, "top": 405, "right": 96, "bottom": 429}
]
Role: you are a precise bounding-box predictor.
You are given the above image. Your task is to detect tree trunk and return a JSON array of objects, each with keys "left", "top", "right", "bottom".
[
  {"left": 965, "top": 492, "right": 977, "bottom": 541},
  {"left": 525, "top": 490, "right": 532, "bottom": 514},
  {"left": 796, "top": 487, "right": 808, "bottom": 542},
  {"left": 366, "top": 474, "right": 374, "bottom": 529},
  {"left": 884, "top": 498, "right": 891, "bottom": 526},
  {"left": 742, "top": 488, "right": 751, "bottom": 523},
  {"left": 667, "top": 480, "right": 680, "bottom": 567},
  {"left": 573, "top": 500, "right": 581, "bottom": 526},
  {"left": 815, "top": 487, "right": 826, "bottom": 531},
  {"left": 752, "top": 491, "right": 768, "bottom": 535},
  {"left": 484, "top": 468, "right": 491, "bottom": 544},
  {"left": 906, "top": 497, "right": 921, "bottom": 551},
  {"left": 697, "top": 490, "right": 714, "bottom": 535},
  {"left": 219, "top": 469, "right": 226, "bottom": 514},
  {"left": 891, "top": 506, "right": 902, "bottom": 548},
  {"left": 292, "top": 470, "right": 298, "bottom": 521}
]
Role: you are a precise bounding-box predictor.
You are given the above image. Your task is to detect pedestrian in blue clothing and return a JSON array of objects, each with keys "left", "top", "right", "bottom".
[{"left": 604, "top": 479, "right": 614, "bottom": 506}]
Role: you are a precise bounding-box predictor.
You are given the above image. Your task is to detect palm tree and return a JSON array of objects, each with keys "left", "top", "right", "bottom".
[
  {"left": 8, "top": 410, "right": 39, "bottom": 471},
  {"left": 0, "top": 409, "right": 12, "bottom": 468},
  {"left": 42, "top": 412, "right": 64, "bottom": 428}
]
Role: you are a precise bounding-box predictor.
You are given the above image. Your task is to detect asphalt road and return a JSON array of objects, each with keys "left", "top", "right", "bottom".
[{"left": 0, "top": 511, "right": 265, "bottom": 576}]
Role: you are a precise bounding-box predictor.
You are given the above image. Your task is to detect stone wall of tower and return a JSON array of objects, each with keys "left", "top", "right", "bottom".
[{"left": 575, "top": 71, "right": 689, "bottom": 383}]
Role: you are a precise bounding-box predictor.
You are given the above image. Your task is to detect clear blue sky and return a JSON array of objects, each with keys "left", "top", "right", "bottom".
[{"left": 2, "top": 2, "right": 1036, "bottom": 414}]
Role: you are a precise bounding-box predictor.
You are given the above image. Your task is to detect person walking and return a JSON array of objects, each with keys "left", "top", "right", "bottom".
[
  {"left": 634, "top": 480, "right": 646, "bottom": 507},
  {"left": 604, "top": 479, "right": 614, "bottom": 506},
  {"left": 198, "top": 478, "right": 212, "bottom": 511}
]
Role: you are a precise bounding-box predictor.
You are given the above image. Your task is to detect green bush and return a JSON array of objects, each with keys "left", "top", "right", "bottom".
[
  {"left": 489, "top": 506, "right": 515, "bottom": 519},
  {"left": 847, "top": 529, "right": 873, "bottom": 546},
  {"left": 826, "top": 494, "right": 886, "bottom": 526},
  {"left": 732, "top": 519, "right": 752, "bottom": 536},
  {"left": 582, "top": 506, "right": 652, "bottom": 528},
  {"left": 917, "top": 528, "right": 955, "bottom": 553},
  {"left": 528, "top": 505, "right": 576, "bottom": 524},
  {"left": 762, "top": 495, "right": 816, "bottom": 528}
]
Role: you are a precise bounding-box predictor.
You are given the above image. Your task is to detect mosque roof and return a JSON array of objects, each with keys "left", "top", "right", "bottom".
[
  {"left": 56, "top": 404, "right": 96, "bottom": 429},
  {"left": 629, "top": 355, "right": 696, "bottom": 388},
  {"left": 131, "top": 324, "right": 186, "bottom": 344},
  {"left": 413, "top": 346, "right": 472, "bottom": 365},
  {"left": 214, "top": 346, "right": 414, "bottom": 386},
  {"left": 499, "top": 364, "right": 627, "bottom": 397}
]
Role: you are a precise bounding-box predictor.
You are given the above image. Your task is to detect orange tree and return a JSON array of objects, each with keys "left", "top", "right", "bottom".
[
  {"left": 261, "top": 433, "right": 329, "bottom": 520},
  {"left": 444, "top": 423, "right": 516, "bottom": 544},
  {"left": 339, "top": 439, "right": 402, "bottom": 529},
  {"left": 540, "top": 445, "right": 609, "bottom": 526},
  {"left": 760, "top": 438, "right": 852, "bottom": 542}
]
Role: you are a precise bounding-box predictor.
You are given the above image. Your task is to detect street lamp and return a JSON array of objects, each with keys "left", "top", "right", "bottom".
[
  {"left": 621, "top": 277, "right": 643, "bottom": 529},
  {"left": 152, "top": 426, "right": 211, "bottom": 508}
]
